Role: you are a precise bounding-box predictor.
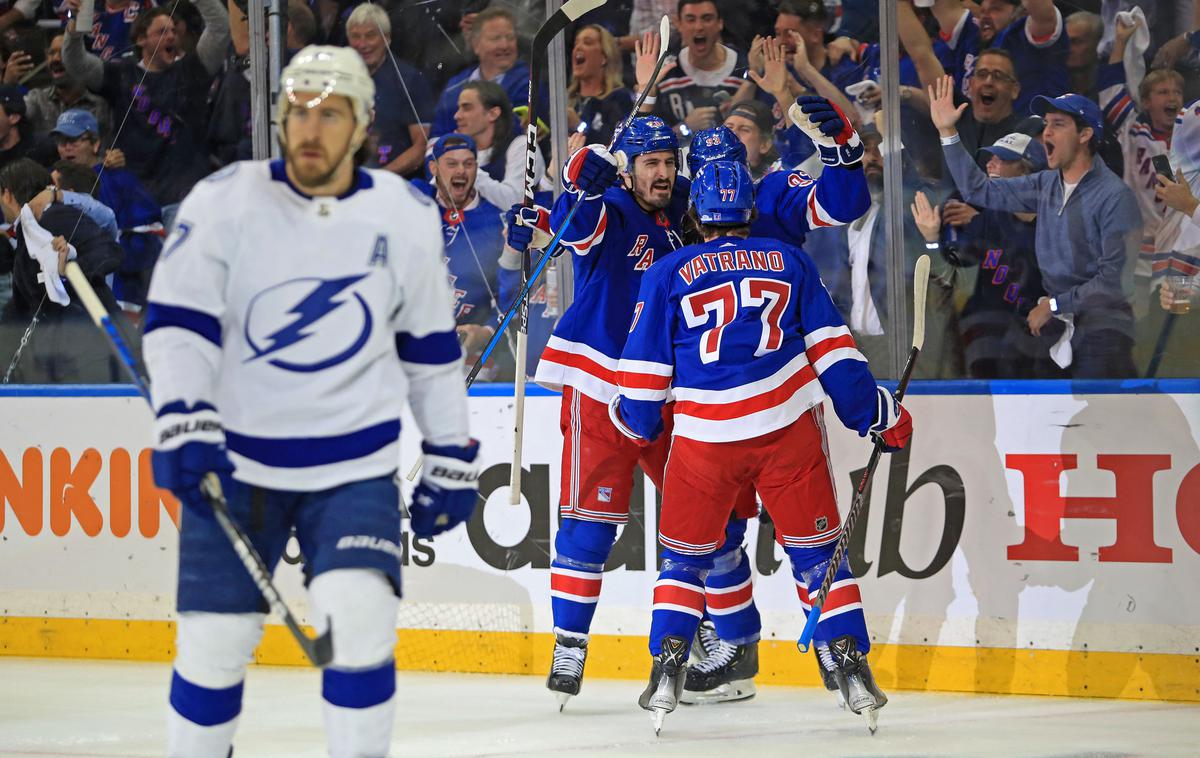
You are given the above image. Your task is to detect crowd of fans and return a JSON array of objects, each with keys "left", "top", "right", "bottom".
[{"left": 0, "top": 0, "right": 1198, "bottom": 383}]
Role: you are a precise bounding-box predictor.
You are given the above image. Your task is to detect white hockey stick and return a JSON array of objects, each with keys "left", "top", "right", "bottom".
[
  {"left": 64, "top": 262, "right": 335, "bottom": 668},
  {"left": 796, "top": 254, "right": 929, "bottom": 653}
]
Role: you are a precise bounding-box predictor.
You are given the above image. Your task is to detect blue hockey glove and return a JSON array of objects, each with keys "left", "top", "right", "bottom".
[
  {"left": 867, "top": 386, "right": 913, "bottom": 453},
  {"left": 788, "top": 95, "right": 865, "bottom": 166},
  {"left": 562, "top": 144, "right": 619, "bottom": 197},
  {"left": 409, "top": 439, "right": 482, "bottom": 537},
  {"left": 504, "top": 204, "right": 553, "bottom": 253},
  {"left": 150, "top": 401, "right": 235, "bottom": 518}
]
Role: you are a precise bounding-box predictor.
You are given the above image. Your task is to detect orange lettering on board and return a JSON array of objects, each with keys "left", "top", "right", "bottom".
[
  {"left": 110, "top": 448, "right": 132, "bottom": 538},
  {"left": 0, "top": 448, "right": 43, "bottom": 535},
  {"left": 50, "top": 448, "right": 103, "bottom": 536},
  {"left": 138, "top": 449, "right": 180, "bottom": 536}
]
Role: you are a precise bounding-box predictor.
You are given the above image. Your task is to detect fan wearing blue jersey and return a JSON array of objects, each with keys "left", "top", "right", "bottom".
[
  {"left": 144, "top": 46, "right": 480, "bottom": 757},
  {"left": 613, "top": 161, "right": 910, "bottom": 731}
]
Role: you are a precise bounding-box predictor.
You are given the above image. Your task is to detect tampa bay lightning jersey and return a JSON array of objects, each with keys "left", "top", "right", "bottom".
[
  {"left": 534, "top": 180, "right": 688, "bottom": 401},
  {"left": 144, "top": 160, "right": 469, "bottom": 491},
  {"left": 615, "top": 236, "right": 879, "bottom": 444}
]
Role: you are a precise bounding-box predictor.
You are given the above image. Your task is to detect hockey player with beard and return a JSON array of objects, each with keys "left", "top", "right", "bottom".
[
  {"left": 144, "top": 46, "right": 480, "bottom": 756},
  {"left": 610, "top": 160, "right": 910, "bottom": 734}
]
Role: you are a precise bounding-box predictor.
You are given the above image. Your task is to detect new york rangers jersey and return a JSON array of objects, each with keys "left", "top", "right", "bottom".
[
  {"left": 615, "top": 236, "right": 879, "bottom": 444},
  {"left": 144, "top": 160, "right": 469, "bottom": 491},
  {"left": 534, "top": 181, "right": 688, "bottom": 401},
  {"left": 750, "top": 165, "right": 870, "bottom": 245}
]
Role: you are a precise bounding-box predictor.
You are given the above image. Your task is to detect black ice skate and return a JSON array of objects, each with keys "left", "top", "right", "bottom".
[
  {"left": 681, "top": 630, "right": 758, "bottom": 705},
  {"left": 688, "top": 619, "right": 720, "bottom": 666},
  {"left": 638, "top": 635, "right": 689, "bottom": 736},
  {"left": 546, "top": 630, "right": 588, "bottom": 711},
  {"left": 822, "top": 635, "right": 888, "bottom": 733},
  {"left": 813, "top": 646, "right": 846, "bottom": 709}
]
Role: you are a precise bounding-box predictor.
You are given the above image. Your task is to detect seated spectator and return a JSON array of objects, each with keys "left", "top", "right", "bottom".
[
  {"left": 1066, "top": 10, "right": 1104, "bottom": 100},
  {"left": 431, "top": 5, "right": 531, "bottom": 139},
  {"left": 722, "top": 100, "right": 779, "bottom": 180},
  {"left": 0, "top": 158, "right": 128, "bottom": 383},
  {"left": 62, "top": 0, "right": 231, "bottom": 211},
  {"left": 453, "top": 79, "right": 544, "bottom": 211},
  {"left": 23, "top": 31, "right": 113, "bottom": 142},
  {"left": 53, "top": 108, "right": 162, "bottom": 309},
  {"left": 644, "top": 0, "right": 747, "bottom": 137},
  {"left": 913, "top": 132, "right": 1060, "bottom": 378},
  {"left": 1101, "top": 15, "right": 1183, "bottom": 295},
  {"left": 567, "top": 24, "right": 635, "bottom": 147},
  {"left": 932, "top": 79, "right": 1141, "bottom": 378},
  {"left": 0, "top": 85, "right": 35, "bottom": 169},
  {"left": 346, "top": 2, "right": 432, "bottom": 177},
  {"left": 898, "top": 4, "right": 1042, "bottom": 160},
  {"left": 412, "top": 133, "right": 507, "bottom": 364}
]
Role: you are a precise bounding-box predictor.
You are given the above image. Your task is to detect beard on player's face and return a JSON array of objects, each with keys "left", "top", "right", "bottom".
[
  {"left": 286, "top": 135, "right": 356, "bottom": 190},
  {"left": 626, "top": 155, "right": 675, "bottom": 210}
]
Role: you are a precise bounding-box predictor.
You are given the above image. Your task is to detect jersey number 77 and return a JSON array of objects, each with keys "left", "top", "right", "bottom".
[{"left": 682, "top": 278, "right": 792, "bottom": 364}]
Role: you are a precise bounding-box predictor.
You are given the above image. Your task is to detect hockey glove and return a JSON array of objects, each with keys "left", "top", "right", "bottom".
[
  {"left": 504, "top": 203, "right": 553, "bottom": 253},
  {"left": 867, "top": 386, "right": 913, "bottom": 453},
  {"left": 150, "top": 401, "right": 235, "bottom": 519},
  {"left": 788, "top": 95, "right": 865, "bottom": 167},
  {"left": 562, "top": 144, "right": 619, "bottom": 197},
  {"left": 409, "top": 439, "right": 482, "bottom": 537}
]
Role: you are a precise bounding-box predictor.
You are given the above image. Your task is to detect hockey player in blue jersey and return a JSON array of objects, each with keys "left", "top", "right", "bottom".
[
  {"left": 610, "top": 161, "right": 911, "bottom": 733},
  {"left": 144, "top": 46, "right": 481, "bottom": 757}
]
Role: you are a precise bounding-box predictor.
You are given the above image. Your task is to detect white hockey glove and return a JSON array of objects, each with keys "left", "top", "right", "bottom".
[{"left": 788, "top": 96, "right": 865, "bottom": 167}]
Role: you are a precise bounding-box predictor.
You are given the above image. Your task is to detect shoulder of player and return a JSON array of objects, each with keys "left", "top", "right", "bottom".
[
  {"left": 362, "top": 168, "right": 440, "bottom": 213},
  {"left": 178, "top": 159, "right": 265, "bottom": 211}
]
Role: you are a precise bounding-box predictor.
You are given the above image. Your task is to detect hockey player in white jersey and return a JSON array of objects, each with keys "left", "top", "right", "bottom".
[{"left": 144, "top": 46, "right": 480, "bottom": 757}]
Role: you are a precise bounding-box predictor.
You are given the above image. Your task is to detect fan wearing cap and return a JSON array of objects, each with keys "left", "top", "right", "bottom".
[
  {"left": 61, "top": 0, "right": 230, "bottom": 207},
  {"left": 51, "top": 108, "right": 163, "bottom": 309},
  {"left": 412, "top": 133, "right": 508, "bottom": 359},
  {"left": 0, "top": 84, "right": 34, "bottom": 169},
  {"left": 914, "top": 131, "right": 1057, "bottom": 378},
  {"left": 143, "top": 45, "right": 479, "bottom": 757},
  {"left": 932, "top": 75, "right": 1141, "bottom": 378}
]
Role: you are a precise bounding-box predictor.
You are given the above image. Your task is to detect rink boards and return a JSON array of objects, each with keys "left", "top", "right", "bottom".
[{"left": 1, "top": 382, "right": 1198, "bottom": 702}]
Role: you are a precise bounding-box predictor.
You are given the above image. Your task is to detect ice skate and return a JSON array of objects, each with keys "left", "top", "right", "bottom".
[
  {"left": 546, "top": 630, "right": 588, "bottom": 711},
  {"left": 638, "top": 635, "right": 689, "bottom": 736},
  {"left": 688, "top": 619, "right": 720, "bottom": 666},
  {"left": 681, "top": 634, "right": 757, "bottom": 705},
  {"left": 825, "top": 635, "right": 888, "bottom": 733},
  {"left": 813, "top": 645, "right": 846, "bottom": 709}
]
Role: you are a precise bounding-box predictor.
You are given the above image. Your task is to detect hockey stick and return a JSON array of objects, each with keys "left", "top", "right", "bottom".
[
  {"left": 1145, "top": 312, "right": 1177, "bottom": 378},
  {"left": 464, "top": 14, "right": 673, "bottom": 386},
  {"left": 796, "top": 254, "right": 930, "bottom": 654},
  {"left": 64, "top": 262, "right": 335, "bottom": 668}
]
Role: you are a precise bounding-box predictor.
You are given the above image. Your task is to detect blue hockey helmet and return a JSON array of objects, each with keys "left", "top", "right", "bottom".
[
  {"left": 686, "top": 126, "right": 748, "bottom": 178},
  {"left": 613, "top": 115, "right": 679, "bottom": 173},
  {"left": 689, "top": 160, "right": 755, "bottom": 225}
]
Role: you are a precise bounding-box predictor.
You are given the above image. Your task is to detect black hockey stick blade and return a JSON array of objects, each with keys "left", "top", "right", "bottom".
[
  {"left": 202, "top": 474, "right": 335, "bottom": 668},
  {"left": 797, "top": 255, "right": 930, "bottom": 652}
]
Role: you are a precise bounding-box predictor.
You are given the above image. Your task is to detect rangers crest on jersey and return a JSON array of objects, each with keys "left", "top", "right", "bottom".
[{"left": 244, "top": 274, "right": 374, "bottom": 372}]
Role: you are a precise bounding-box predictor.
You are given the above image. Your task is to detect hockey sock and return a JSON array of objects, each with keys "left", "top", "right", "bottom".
[
  {"left": 785, "top": 544, "right": 870, "bottom": 653},
  {"left": 704, "top": 520, "right": 761, "bottom": 645},
  {"left": 168, "top": 671, "right": 243, "bottom": 757},
  {"left": 550, "top": 518, "right": 617, "bottom": 635},
  {"left": 322, "top": 660, "right": 396, "bottom": 758},
  {"left": 649, "top": 550, "right": 711, "bottom": 656}
]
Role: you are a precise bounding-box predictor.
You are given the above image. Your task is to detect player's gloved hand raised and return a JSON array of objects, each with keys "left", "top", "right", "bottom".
[
  {"left": 563, "top": 144, "right": 618, "bottom": 197},
  {"left": 409, "top": 439, "right": 482, "bottom": 537},
  {"left": 788, "top": 95, "right": 865, "bottom": 166},
  {"left": 867, "top": 386, "right": 913, "bottom": 453},
  {"left": 504, "top": 204, "right": 553, "bottom": 253},
  {"left": 150, "top": 401, "right": 235, "bottom": 519}
]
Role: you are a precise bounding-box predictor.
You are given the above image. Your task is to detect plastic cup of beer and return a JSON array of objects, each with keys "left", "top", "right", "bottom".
[{"left": 1166, "top": 274, "right": 1198, "bottom": 315}]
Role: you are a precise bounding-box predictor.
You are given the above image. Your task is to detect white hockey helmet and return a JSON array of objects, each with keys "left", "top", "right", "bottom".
[{"left": 277, "top": 45, "right": 376, "bottom": 148}]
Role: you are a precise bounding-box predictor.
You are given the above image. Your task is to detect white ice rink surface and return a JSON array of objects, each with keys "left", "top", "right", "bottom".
[{"left": 1, "top": 658, "right": 1197, "bottom": 757}]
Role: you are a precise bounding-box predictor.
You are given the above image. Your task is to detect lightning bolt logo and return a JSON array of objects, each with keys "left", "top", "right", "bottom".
[{"left": 244, "top": 274, "right": 373, "bottom": 373}]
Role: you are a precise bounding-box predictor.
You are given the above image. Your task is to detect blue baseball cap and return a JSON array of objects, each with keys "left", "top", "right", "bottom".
[
  {"left": 51, "top": 109, "right": 100, "bottom": 139},
  {"left": 978, "top": 132, "right": 1047, "bottom": 171},
  {"left": 430, "top": 132, "right": 476, "bottom": 160},
  {"left": 1031, "top": 93, "right": 1103, "bottom": 139}
]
